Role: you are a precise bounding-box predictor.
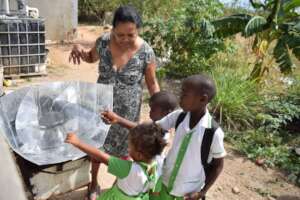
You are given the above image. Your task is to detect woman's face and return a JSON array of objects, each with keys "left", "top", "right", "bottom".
[{"left": 113, "top": 22, "right": 138, "bottom": 48}]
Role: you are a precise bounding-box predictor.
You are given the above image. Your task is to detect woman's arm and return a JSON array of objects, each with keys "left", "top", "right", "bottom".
[
  {"left": 145, "top": 62, "right": 160, "bottom": 96},
  {"left": 65, "top": 133, "right": 110, "bottom": 165}
]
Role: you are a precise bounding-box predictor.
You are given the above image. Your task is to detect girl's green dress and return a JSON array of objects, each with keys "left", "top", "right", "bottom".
[{"left": 98, "top": 156, "right": 160, "bottom": 200}]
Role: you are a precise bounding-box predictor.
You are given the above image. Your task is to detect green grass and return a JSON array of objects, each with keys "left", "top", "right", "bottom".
[
  {"left": 208, "top": 48, "right": 300, "bottom": 186},
  {"left": 208, "top": 50, "right": 262, "bottom": 130}
]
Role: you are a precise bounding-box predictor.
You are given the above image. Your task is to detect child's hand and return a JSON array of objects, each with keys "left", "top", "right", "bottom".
[
  {"left": 65, "top": 132, "right": 80, "bottom": 146},
  {"left": 183, "top": 191, "right": 205, "bottom": 200},
  {"left": 101, "top": 111, "right": 120, "bottom": 124}
]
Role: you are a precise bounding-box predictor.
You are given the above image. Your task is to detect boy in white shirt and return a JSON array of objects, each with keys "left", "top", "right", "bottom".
[{"left": 156, "top": 74, "right": 226, "bottom": 200}]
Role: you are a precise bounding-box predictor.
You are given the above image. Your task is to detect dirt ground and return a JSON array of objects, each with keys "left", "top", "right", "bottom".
[{"left": 4, "top": 26, "right": 300, "bottom": 200}]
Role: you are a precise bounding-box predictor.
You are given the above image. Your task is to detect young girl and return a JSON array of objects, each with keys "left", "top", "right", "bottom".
[{"left": 65, "top": 122, "right": 166, "bottom": 200}]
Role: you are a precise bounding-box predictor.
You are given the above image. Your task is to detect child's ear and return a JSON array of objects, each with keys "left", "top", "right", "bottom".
[{"left": 199, "top": 94, "right": 209, "bottom": 103}]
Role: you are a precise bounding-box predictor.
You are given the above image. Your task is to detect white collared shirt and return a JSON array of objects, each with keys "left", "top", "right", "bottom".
[
  {"left": 109, "top": 156, "right": 164, "bottom": 196},
  {"left": 156, "top": 109, "right": 226, "bottom": 197}
]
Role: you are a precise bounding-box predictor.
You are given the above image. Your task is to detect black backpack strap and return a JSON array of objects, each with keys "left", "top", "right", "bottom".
[
  {"left": 175, "top": 112, "right": 187, "bottom": 130},
  {"left": 201, "top": 118, "right": 219, "bottom": 175}
]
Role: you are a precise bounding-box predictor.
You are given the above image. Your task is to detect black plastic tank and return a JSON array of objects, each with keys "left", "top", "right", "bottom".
[{"left": 0, "top": 17, "right": 46, "bottom": 78}]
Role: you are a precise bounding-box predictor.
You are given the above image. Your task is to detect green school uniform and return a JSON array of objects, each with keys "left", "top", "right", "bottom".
[
  {"left": 98, "top": 156, "right": 158, "bottom": 200},
  {"left": 155, "top": 130, "right": 195, "bottom": 200}
]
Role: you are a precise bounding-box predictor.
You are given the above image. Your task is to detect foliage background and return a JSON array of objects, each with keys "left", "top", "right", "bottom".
[{"left": 78, "top": 0, "right": 300, "bottom": 186}]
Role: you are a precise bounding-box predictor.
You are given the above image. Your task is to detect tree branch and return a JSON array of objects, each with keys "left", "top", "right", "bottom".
[
  {"left": 85, "top": 0, "right": 105, "bottom": 22},
  {"left": 266, "top": 0, "right": 281, "bottom": 26},
  {"left": 249, "top": 0, "right": 266, "bottom": 10}
]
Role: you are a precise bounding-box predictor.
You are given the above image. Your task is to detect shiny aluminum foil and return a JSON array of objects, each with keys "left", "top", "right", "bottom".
[{"left": 0, "top": 81, "right": 113, "bottom": 165}]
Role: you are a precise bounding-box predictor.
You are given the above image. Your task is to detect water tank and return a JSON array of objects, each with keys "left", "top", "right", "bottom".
[
  {"left": 0, "top": 17, "right": 46, "bottom": 78},
  {"left": 0, "top": 65, "right": 3, "bottom": 96}
]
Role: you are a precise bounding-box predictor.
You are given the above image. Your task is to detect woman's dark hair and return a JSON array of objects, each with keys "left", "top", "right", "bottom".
[
  {"left": 129, "top": 122, "right": 166, "bottom": 160},
  {"left": 112, "top": 5, "right": 142, "bottom": 28}
]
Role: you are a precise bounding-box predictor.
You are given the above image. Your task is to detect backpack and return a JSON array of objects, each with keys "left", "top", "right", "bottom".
[{"left": 175, "top": 112, "right": 219, "bottom": 178}]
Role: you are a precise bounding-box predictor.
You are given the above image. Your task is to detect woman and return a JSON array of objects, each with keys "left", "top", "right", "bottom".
[{"left": 69, "top": 5, "right": 160, "bottom": 200}]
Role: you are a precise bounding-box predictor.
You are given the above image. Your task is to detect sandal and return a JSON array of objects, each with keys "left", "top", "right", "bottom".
[{"left": 85, "top": 184, "right": 101, "bottom": 200}]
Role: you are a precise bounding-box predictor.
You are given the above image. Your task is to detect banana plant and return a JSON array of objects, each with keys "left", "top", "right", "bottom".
[{"left": 201, "top": 0, "right": 300, "bottom": 80}]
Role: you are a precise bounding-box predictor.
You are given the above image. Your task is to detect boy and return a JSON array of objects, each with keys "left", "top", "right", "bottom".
[{"left": 156, "top": 74, "right": 226, "bottom": 200}]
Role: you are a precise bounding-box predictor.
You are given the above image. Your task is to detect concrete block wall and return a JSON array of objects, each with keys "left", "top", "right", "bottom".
[{"left": 8, "top": 0, "right": 78, "bottom": 41}]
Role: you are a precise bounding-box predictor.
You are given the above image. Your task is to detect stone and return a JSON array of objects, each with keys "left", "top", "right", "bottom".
[{"left": 232, "top": 187, "right": 240, "bottom": 194}]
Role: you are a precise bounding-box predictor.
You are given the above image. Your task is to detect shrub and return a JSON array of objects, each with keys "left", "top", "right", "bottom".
[
  {"left": 142, "top": 0, "right": 226, "bottom": 78},
  {"left": 227, "top": 129, "right": 300, "bottom": 186},
  {"left": 208, "top": 54, "right": 262, "bottom": 130},
  {"left": 78, "top": 0, "right": 182, "bottom": 23},
  {"left": 225, "top": 75, "right": 300, "bottom": 186},
  {"left": 256, "top": 75, "right": 300, "bottom": 133}
]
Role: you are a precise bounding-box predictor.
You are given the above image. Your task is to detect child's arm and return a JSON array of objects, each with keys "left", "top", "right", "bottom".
[
  {"left": 101, "top": 111, "right": 137, "bottom": 129},
  {"left": 184, "top": 158, "right": 224, "bottom": 200},
  {"left": 202, "top": 157, "right": 224, "bottom": 194},
  {"left": 65, "top": 133, "right": 110, "bottom": 165}
]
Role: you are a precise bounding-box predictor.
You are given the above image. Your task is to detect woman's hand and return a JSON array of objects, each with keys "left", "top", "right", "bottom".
[
  {"left": 69, "top": 44, "right": 83, "bottom": 64},
  {"left": 65, "top": 132, "right": 80, "bottom": 146},
  {"left": 101, "top": 111, "right": 120, "bottom": 124},
  {"left": 69, "top": 44, "right": 99, "bottom": 64}
]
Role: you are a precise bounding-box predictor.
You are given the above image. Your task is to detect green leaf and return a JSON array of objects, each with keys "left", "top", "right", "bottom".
[
  {"left": 200, "top": 19, "right": 215, "bottom": 38},
  {"left": 211, "top": 14, "right": 252, "bottom": 38},
  {"left": 243, "top": 16, "right": 268, "bottom": 37},
  {"left": 273, "top": 31, "right": 300, "bottom": 73},
  {"left": 249, "top": 0, "right": 266, "bottom": 9},
  {"left": 273, "top": 35, "right": 294, "bottom": 73},
  {"left": 284, "top": 0, "right": 300, "bottom": 12},
  {"left": 283, "top": 33, "right": 300, "bottom": 60},
  {"left": 293, "top": 21, "right": 300, "bottom": 32},
  {"left": 293, "top": 47, "right": 300, "bottom": 59},
  {"left": 279, "top": 21, "right": 300, "bottom": 34}
]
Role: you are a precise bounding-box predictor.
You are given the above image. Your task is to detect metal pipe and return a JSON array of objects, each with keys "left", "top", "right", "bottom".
[
  {"left": 16, "top": 0, "right": 26, "bottom": 14},
  {"left": 0, "top": 0, "right": 10, "bottom": 14}
]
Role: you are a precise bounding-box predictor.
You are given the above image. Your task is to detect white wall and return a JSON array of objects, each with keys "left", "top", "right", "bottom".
[
  {"left": 0, "top": 134, "right": 27, "bottom": 200},
  {"left": 29, "top": 0, "right": 78, "bottom": 41},
  {"left": 9, "top": 0, "right": 78, "bottom": 41}
]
